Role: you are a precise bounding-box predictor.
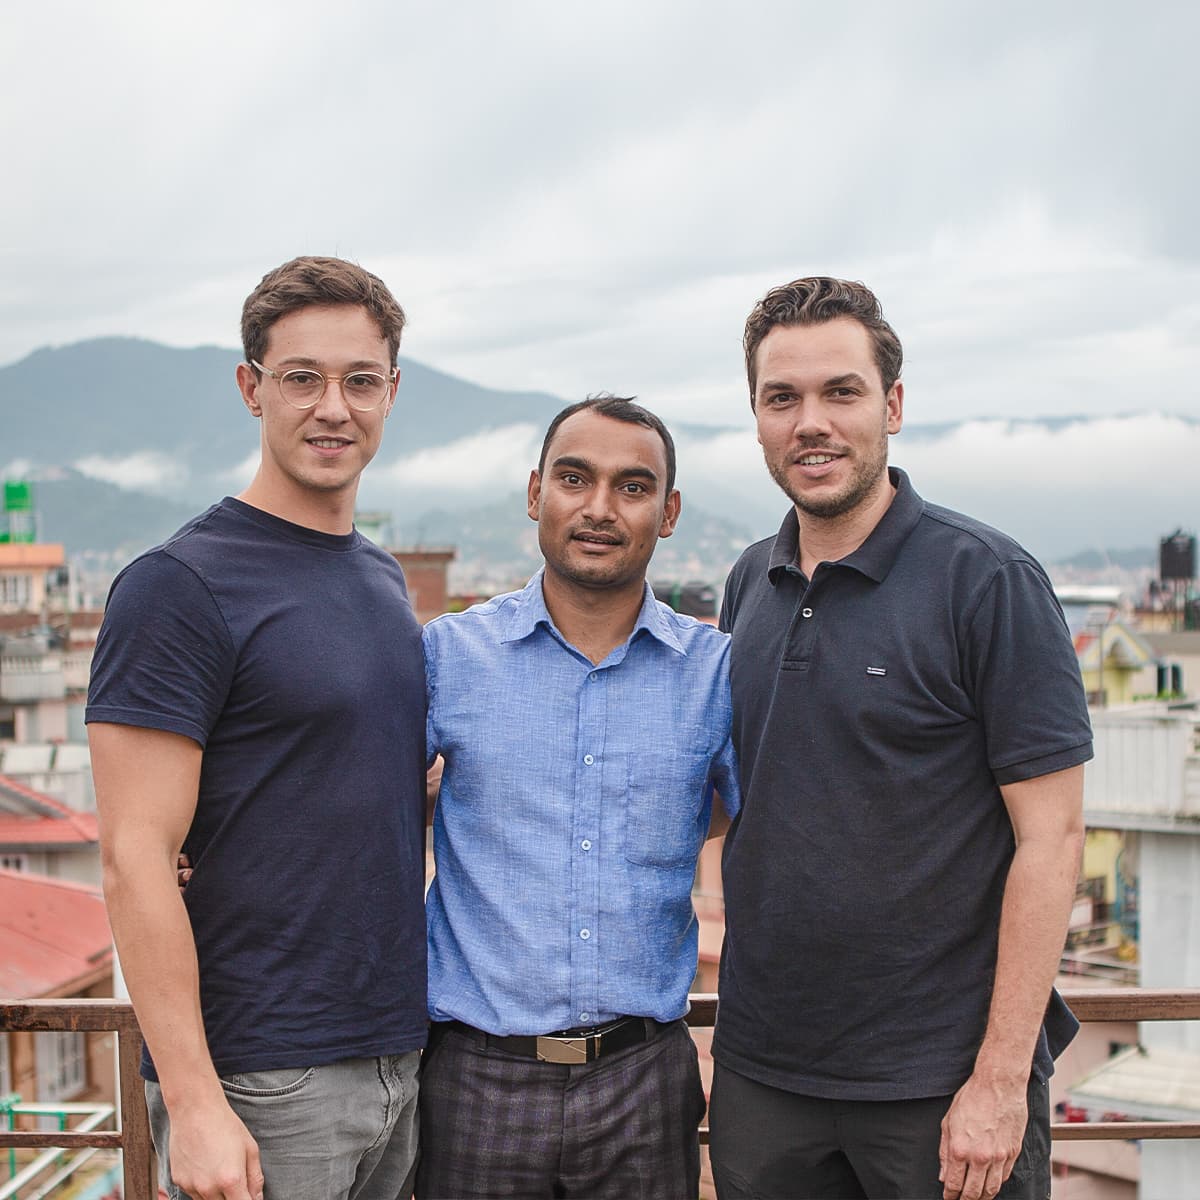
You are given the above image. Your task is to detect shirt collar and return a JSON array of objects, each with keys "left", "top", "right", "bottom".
[
  {"left": 501, "top": 567, "right": 687, "bottom": 656},
  {"left": 766, "top": 467, "right": 925, "bottom": 586}
]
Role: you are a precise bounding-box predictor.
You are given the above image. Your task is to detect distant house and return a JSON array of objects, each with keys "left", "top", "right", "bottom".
[
  {"left": 0, "top": 542, "right": 66, "bottom": 616},
  {"left": 1141, "top": 630, "right": 1200, "bottom": 700},
  {"left": 1074, "top": 620, "right": 1156, "bottom": 707},
  {"left": 0, "top": 868, "right": 115, "bottom": 1114},
  {"left": 392, "top": 547, "right": 456, "bottom": 624},
  {"left": 0, "top": 772, "right": 99, "bottom": 883}
]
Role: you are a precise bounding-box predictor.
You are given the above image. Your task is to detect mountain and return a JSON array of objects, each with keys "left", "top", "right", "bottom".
[
  {"left": 18, "top": 466, "right": 198, "bottom": 557},
  {"left": 3, "top": 337, "right": 1198, "bottom": 575}
]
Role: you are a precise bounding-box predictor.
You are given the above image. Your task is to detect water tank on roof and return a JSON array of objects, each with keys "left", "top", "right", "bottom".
[{"left": 1160, "top": 530, "right": 1196, "bottom": 581}]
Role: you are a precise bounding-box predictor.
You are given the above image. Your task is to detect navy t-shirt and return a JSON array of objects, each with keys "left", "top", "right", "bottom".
[{"left": 87, "top": 498, "right": 428, "bottom": 1078}]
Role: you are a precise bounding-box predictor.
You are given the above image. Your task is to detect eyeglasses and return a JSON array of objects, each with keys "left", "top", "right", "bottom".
[{"left": 251, "top": 360, "right": 396, "bottom": 412}]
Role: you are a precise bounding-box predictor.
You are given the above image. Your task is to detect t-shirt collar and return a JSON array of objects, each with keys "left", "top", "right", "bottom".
[{"left": 766, "top": 467, "right": 925, "bottom": 586}]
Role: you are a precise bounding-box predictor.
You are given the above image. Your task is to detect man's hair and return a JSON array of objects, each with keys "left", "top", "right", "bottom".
[
  {"left": 537, "top": 394, "right": 677, "bottom": 494},
  {"left": 743, "top": 276, "right": 903, "bottom": 406},
  {"left": 241, "top": 256, "right": 407, "bottom": 370}
]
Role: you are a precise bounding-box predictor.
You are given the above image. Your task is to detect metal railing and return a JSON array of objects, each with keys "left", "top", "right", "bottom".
[
  {"left": 3, "top": 988, "right": 1200, "bottom": 1198},
  {"left": 0, "top": 1000, "right": 154, "bottom": 1199},
  {"left": 684, "top": 988, "right": 1200, "bottom": 1145}
]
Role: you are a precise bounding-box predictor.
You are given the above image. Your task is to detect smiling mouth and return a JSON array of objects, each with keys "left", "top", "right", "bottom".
[
  {"left": 308, "top": 438, "right": 352, "bottom": 449},
  {"left": 795, "top": 452, "right": 841, "bottom": 466},
  {"left": 572, "top": 530, "right": 623, "bottom": 546}
]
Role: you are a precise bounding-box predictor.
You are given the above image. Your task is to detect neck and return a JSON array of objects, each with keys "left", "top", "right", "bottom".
[
  {"left": 540, "top": 570, "right": 646, "bottom": 666},
  {"left": 238, "top": 474, "right": 358, "bottom": 536},
  {"left": 794, "top": 473, "right": 896, "bottom": 578}
]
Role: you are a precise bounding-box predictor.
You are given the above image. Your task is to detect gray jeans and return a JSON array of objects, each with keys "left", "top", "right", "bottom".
[{"left": 147, "top": 1052, "right": 420, "bottom": 1200}]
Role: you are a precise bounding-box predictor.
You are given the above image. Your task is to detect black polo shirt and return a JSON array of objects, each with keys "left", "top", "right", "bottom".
[{"left": 715, "top": 468, "right": 1092, "bottom": 1101}]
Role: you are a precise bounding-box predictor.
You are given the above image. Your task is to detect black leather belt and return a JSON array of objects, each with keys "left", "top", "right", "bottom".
[{"left": 441, "top": 1016, "right": 655, "bottom": 1064}]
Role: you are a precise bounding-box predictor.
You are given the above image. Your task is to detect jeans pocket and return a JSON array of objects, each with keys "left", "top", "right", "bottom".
[{"left": 219, "top": 1065, "right": 316, "bottom": 1097}]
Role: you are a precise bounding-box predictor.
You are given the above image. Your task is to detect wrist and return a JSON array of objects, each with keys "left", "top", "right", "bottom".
[{"left": 970, "top": 1051, "right": 1032, "bottom": 1091}]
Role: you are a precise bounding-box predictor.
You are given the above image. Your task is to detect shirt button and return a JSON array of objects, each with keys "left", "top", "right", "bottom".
[
  {"left": 579, "top": 929, "right": 590, "bottom": 940},
  {"left": 801, "top": 607, "right": 814, "bottom": 618},
  {"left": 581, "top": 839, "right": 592, "bottom": 851},
  {"left": 583, "top": 754, "right": 595, "bottom": 765},
  {"left": 589, "top": 672, "right": 599, "bottom": 682},
  {"left": 579, "top": 1012, "right": 590, "bottom": 1023}
]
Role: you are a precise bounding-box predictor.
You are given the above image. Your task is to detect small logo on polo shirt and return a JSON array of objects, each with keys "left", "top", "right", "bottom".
[{"left": 866, "top": 666, "right": 887, "bottom": 676}]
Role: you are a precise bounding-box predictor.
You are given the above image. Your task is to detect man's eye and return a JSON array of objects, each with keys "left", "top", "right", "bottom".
[
  {"left": 562, "top": 473, "right": 584, "bottom": 485},
  {"left": 622, "top": 482, "right": 646, "bottom": 494},
  {"left": 285, "top": 371, "right": 322, "bottom": 388},
  {"left": 345, "top": 373, "right": 380, "bottom": 390}
]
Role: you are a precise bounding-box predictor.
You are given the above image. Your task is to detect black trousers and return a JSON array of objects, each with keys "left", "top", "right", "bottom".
[
  {"left": 708, "top": 1062, "right": 1051, "bottom": 1200},
  {"left": 416, "top": 1018, "right": 706, "bottom": 1200}
]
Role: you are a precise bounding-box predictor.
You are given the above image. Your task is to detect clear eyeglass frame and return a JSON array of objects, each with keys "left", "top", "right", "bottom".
[{"left": 250, "top": 359, "right": 396, "bottom": 412}]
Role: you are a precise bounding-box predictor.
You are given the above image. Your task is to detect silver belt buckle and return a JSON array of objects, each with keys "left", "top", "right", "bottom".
[{"left": 536, "top": 1035, "right": 592, "bottom": 1064}]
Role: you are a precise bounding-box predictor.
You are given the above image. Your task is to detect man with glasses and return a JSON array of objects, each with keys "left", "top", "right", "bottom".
[{"left": 87, "top": 257, "right": 426, "bottom": 1200}]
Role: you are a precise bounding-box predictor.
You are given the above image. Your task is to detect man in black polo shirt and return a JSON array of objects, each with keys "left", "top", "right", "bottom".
[{"left": 708, "top": 278, "right": 1092, "bottom": 1200}]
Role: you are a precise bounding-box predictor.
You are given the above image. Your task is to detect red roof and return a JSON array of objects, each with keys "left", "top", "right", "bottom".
[
  {"left": 0, "top": 774, "right": 98, "bottom": 847},
  {"left": 0, "top": 868, "right": 112, "bottom": 997}
]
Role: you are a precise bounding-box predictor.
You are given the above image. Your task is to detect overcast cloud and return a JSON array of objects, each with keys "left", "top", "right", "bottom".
[{"left": 3, "top": 0, "right": 1198, "bottom": 432}]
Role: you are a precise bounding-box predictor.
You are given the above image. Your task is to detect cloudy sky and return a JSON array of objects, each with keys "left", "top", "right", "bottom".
[{"left": 4, "top": 0, "right": 1198, "bottom": 439}]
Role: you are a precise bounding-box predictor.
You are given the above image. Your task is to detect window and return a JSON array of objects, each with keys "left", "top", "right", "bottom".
[
  {"left": 34, "top": 1030, "right": 87, "bottom": 1102},
  {"left": 0, "top": 1034, "right": 11, "bottom": 1096},
  {"left": 0, "top": 854, "right": 27, "bottom": 871},
  {"left": 0, "top": 574, "right": 33, "bottom": 609}
]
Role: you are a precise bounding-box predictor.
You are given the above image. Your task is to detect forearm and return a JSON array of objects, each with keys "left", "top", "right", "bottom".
[
  {"left": 973, "top": 826, "right": 1083, "bottom": 1082},
  {"left": 103, "top": 845, "right": 223, "bottom": 1108}
]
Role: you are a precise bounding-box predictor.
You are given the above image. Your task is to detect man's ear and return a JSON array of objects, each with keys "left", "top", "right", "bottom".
[
  {"left": 659, "top": 489, "right": 682, "bottom": 539},
  {"left": 886, "top": 379, "right": 904, "bottom": 435},
  {"left": 526, "top": 469, "right": 541, "bottom": 522},
  {"left": 383, "top": 366, "right": 401, "bottom": 418},
  {"left": 236, "top": 362, "right": 263, "bottom": 419}
]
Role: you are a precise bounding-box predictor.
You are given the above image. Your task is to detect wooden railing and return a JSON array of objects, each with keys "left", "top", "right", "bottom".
[
  {"left": 3, "top": 988, "right": 1200, "bottom": 1198},
  {"left": 0, "top": 999, "right": 154, "bottom": 1198},
  {"left": 684, "top": 988, "right": 1200, "bottom": 1145}
]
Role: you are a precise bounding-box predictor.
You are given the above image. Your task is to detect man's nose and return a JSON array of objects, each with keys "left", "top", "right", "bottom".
[{"left": 313, "top": 378, "right": 353, "bottom": 421}]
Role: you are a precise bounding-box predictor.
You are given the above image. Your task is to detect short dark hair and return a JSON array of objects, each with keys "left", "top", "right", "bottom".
[
  {"left": 743, "top": 276, "right": 903, "bottom": 406},
  {"left": 538, "top": 394, "right": 677, "bottom": 494},
  {"left": 241, "top": 256, "right": 407, "bottom": 370}
]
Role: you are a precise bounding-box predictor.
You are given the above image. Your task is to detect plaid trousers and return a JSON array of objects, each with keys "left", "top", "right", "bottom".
[{"left": 416, "top": 1018, "right": 706, "bottom": 1200}]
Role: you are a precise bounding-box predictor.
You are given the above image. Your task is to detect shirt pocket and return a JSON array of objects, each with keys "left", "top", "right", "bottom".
[{"left": 622, "top": 749, "right": 712, "bottom": 869}]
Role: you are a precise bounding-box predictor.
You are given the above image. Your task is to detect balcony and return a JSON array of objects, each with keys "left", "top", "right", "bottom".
[
  {"left": 1086, "top": 707, "right": 1200, "bottom": 831},
  {"left": 0, "top": 656, "right": 66, "bottom": 705},
  {"left": 3, "top": 990, "right": 1200, "bottom": 1199}
]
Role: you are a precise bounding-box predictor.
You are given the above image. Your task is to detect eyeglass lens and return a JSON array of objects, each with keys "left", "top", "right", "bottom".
[{"left": 280, "top": 369, "right": 389, "bottom": 411}]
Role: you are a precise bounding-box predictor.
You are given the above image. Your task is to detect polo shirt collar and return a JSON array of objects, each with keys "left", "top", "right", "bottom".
[
  {"left": 501, "top": 568, "right": 686, "bottom": 656},
  {"left": 766, "top": 467, "right": 926, "bottom": 586}
]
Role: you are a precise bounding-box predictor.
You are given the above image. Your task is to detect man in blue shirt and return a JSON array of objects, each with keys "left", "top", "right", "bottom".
[{"left": 417, "top": 395, "right": 740, "bottom": 1200}]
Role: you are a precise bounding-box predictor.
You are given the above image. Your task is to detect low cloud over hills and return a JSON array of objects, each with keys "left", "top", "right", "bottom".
[{"left": 2, "top": 338, "right": 1196, "bottom": 575}]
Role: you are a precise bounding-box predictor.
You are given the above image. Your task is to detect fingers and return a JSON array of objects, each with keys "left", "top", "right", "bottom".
[
  {"left": 247, "top": 1143, "right": 265, "bottom": 1200},
  {"left": 940, "top": 1151, "right": 1014, "bottom": 1200}
]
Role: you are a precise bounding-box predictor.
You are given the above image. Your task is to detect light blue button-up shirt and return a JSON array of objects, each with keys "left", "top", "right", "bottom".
[{"left": 424, "top": 570, "right": 740, "bottom": 1036}]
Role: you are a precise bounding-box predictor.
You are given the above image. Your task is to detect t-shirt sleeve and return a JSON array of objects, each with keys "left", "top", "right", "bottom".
[
  {"left": 965, "top": 559, "right": 1094, "bottom": 785},
  {"left": 85, "top": 551, "right": 236, "bottom": 747}
]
